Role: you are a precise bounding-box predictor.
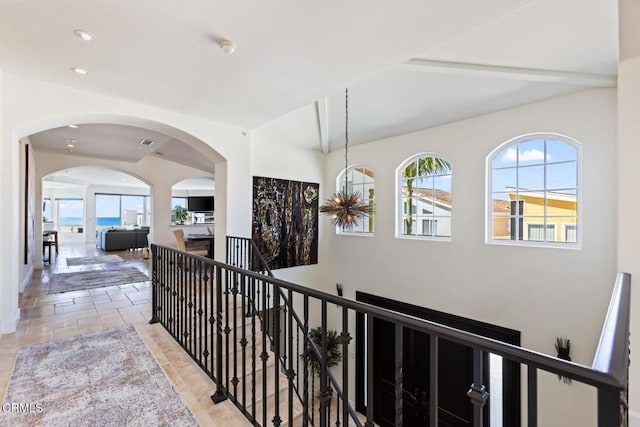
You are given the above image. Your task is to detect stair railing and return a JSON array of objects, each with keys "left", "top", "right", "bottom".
[
  {"left": 227, "top": 236, "right": 362, "bottom": 426},
  {"left": 151, "top": 240, "right": 631, "bottom": 427}
]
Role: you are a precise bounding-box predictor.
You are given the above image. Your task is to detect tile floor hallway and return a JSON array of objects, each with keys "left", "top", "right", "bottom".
[{"left": 0, "top": 243, "right": 250, "bottom": 426}]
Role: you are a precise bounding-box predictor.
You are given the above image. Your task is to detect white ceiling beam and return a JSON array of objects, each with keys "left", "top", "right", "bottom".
[
  {"left": 316, "top": 97, "right": 330, "bottom": 154},
  {"left": 403, "top": 59, "right": 617, "bottom": 88}
]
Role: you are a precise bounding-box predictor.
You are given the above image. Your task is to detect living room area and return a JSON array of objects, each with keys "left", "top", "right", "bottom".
[{"left": 41, "top": 171, "right": 217, "bottom": 258}]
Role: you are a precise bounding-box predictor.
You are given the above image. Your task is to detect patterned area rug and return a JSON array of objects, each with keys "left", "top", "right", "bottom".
[
  {"left": 0, "top": 325, "right": 197, "bottom": 427},
  {"left": 66, "top": 255, "right": 124, "bottom": 266},
  {"left": 47, "top": 267, "right": 149, "bottom": 294}
]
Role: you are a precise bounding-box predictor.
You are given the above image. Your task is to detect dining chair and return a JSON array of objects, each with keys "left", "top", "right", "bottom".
[{"left": 173, "top": 229, "right": 208, "bottom": 257}]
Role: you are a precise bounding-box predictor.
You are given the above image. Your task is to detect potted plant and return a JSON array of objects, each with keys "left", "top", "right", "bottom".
[
  {"left": 301, "top": 326, "right": 341, "bottom": 376},
  {"left": 173, "top": 205, "right": 189, "bottom": 224}
]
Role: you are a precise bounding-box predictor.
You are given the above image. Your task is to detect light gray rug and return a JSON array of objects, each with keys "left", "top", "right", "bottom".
[
  {"left": 66, "top": 255, "right": 124, "bottom": 266},
  {"left": 47, "top": 267, "right": 149, "bottom": 294},
  {"left": 0, "top": 325, "right": 197, "bottom": 427}
]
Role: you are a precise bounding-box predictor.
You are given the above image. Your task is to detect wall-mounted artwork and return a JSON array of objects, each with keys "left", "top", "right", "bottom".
[{"left": 252, "top": 176, "right": 319, "bottom": 270}]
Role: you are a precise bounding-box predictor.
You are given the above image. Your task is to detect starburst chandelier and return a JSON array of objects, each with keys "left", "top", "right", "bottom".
[{"left": 320, "top": 88, "right": 369, "bottom": 229}]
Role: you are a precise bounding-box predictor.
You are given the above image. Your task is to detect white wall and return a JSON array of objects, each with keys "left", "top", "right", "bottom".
[
  {"left": 324, "top": 88, "right": 617, "bottom": 426},
  {"left": 0, "top": 68, "right": 21, "bottom": 334},
  {"left": 249, "top": 136, "right": 328, "bottom": 290},
  {"left": 618, "top": 0, "right": 640, "bottom": 424},
  {"left": 1, "top": 72, "right": 252, "bottom": 333}
]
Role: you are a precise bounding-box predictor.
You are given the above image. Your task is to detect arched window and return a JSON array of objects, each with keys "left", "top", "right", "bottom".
[
  {"left": 336, "top": 165, "right": 375, "bottom": 234},
  {"left": 487, "top": 134, "right": 581, "bottom": 246},
  {"left": 397, "top": 154, "right": 452, "bottom": 239}
]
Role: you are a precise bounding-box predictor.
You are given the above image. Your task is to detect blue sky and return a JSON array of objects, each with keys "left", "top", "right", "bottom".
[{"left": 492, "top": 138, "right": 577, "bottom": 201}]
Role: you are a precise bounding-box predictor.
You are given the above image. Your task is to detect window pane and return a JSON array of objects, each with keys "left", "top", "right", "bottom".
[
  {"left": 122, "top": 195, "right": 144, "bottom": 227},
  {"left": 493, "top": 148, "right": 517, "bottom": 168},
  {"left": 43, "top": 198, "right": 52, "bottom": 221},
  {"left": 403, "top": 216, "right": 418, "bottom": 235},
  {"left": 339, "top": 165, "right": 375, "bottom": 234},
  {"left": 518, "top": 139, "right": 546, "bottom": 166},
  {"left": 172, "top": 197, "right": 187, "bottom": 209},
  {"left": 433, "top": 175, "right": 452, "bottom": 193},
  {"left": 525, "top": 221, "right": 554, "bottom": 242},
  {"left": 547, "top": 161, "right": 577, "bottom": 190},
  {"left": 96, "top": 194, "right": 121, "bottom": 228},
  {"left": 492, "top": 167, "right": 517, "bottom": 193},
  {"left": 518, "top": 165, "right": 545, "bottom": 191},
  {"left": 432, "top": 216, "right": 451, "bottom": 237},
  {"left": 547, "top": 139, "right": 577, "bottom": 163},
  {"left": 399, "top": 154, "right": 451, "bottom": 239},
  {"left": 402, "top": 161, "right": 418, "bottom": 178},
  {"left": 564, "top": 223, "right": 578, "bottom": 243},
  {"left": 58, "top": 199, "right": 83, "bottom": 225},
  {"left": 491, "top": 216, "right": 512, "bottom": 239}
]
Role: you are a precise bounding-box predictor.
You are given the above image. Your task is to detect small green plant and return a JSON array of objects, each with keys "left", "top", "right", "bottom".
[
  {"left": 301, "top": 326, "right": 341, "bottom": 375},
  {"left": 173, "top": 205, "right": 189, "bottom": 223}
]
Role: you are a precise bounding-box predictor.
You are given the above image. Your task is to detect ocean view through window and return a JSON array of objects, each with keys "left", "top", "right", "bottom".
[{"left": 95, "top": 193, "right": 150, "bottom": 230}]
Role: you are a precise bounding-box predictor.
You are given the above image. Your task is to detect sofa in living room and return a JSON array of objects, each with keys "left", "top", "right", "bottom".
[{"left": 99, "top": 226, "right": 149, "bottom": 251}]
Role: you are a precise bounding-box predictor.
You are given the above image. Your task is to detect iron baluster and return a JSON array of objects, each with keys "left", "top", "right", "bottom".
[{"left": 430, "top": 335, "right": 439, "bottom": 427}]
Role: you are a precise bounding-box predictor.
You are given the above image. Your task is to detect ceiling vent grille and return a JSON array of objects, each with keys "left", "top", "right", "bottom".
[{"left": 139, "top": 139, "right": 154, "bottom": 146}]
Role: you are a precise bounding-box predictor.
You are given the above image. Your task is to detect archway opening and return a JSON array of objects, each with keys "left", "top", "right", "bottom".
[{"left": 42, "top": 166, "right": 151, "bottom": 254}]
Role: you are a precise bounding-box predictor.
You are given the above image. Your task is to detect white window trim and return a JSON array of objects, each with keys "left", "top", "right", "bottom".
[
  {"left": 485, "top": 132, "right": 582, "bottom": 249},
  {"left": 396, "top": 152, "right": 452, "bottom": 242}
]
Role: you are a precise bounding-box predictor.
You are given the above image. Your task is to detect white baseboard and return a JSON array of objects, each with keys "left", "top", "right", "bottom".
[
  {"left": 0, "top": 309, "right": 21, "bottom": 335},
  {"left": 20, "top": 265, "right": 33, "bottom": 292},
  {"left": 630, "top": 410, "right": 640, "bottom": 427}
]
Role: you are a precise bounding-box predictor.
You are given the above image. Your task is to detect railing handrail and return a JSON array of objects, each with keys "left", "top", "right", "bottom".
[
  {"left": 153, "top": 242, "right": 629, "bottom": 391},
  {"left": 592, "top": 271, "right": 631, "bottom": 387},
  {"left": 247, "top": 238, "right": 275, "bottom": 278}
]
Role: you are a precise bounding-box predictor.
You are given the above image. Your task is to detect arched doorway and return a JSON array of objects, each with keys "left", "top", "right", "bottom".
[{"left": 1, "top": 113, "right": 237, "bottom": 334}]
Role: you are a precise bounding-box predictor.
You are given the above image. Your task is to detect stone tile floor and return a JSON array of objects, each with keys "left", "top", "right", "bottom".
[{"left": 0, "top": 244, "right": 250, "bottom": 426}]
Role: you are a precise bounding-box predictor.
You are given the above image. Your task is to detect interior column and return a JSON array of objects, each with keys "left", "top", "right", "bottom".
[{"left": 617, "top": 0, "right": 640, "bottom": 424}]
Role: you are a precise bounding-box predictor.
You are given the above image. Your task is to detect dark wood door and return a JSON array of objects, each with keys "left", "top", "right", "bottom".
[
  {"left": 372, "top": 317, "right": 474, "bottom": 426},
  {"left": 356, "top": 291, "right": 521, "bottom": 427}
]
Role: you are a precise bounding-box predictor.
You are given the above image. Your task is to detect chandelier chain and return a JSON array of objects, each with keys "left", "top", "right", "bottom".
[{"left": 344, "top": 88, "right": 349, "bottom": 193}]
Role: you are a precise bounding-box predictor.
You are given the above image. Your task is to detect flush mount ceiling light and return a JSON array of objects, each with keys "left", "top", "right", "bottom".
[
  {"left": 319, "top": 88, "right": 369, "bottom": 229},
  {"left": 219, "top": 39, "right": 236, "bottom": 54},
  {"left": 71, "top": 67, "right": 88, "bottom": 75},
  {"left": 73, "top": 29, "right": 95, "bottom": 42}
]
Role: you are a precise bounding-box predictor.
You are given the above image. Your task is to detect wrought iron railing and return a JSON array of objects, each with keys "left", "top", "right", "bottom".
[
  {"left": 150, "top": 240, "right": 631, "bottom": 427},
  {"left": 226, "top": 236, "right": 362, "bottom": 426}
]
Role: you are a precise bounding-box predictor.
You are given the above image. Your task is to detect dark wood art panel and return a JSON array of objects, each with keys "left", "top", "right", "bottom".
[{"left": 252, "top": 176, "right": 319, "bottom": 270}]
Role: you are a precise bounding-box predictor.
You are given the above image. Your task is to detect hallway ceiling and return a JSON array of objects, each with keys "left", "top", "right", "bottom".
[
  {"left": 28, "top": 124, "right": 214, "bottom": 173},
  {"left": 0, "top": 0, "right": 618, "bottom": 157}
]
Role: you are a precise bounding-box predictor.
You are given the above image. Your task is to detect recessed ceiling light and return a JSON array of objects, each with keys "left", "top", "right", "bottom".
[
  {"left": 65, "top": 138, "right": 76, "bottom": 143},
  {"left": 138, "top": 139, "right": 154, "bottom": 146},
  {"left": 219, "top": 39, "right": 236, "bottom": 54},
  {"left": 71, "top": 67, "right": 88, "bottom": 75},
  {"left": 65, "top": 143, "right": 75, "bottom": 148},
  {"left": 68, "top": 124, "right": 78, "bottom": 129},
  {"left": 67, "top": 149, "right": 74, "bottom": 153},
  {"left": 73, "top": 29, "right": 95, "bottom": 42}
]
